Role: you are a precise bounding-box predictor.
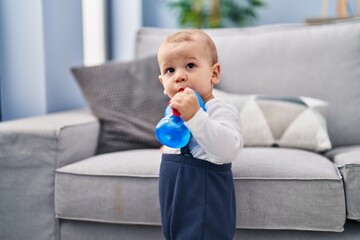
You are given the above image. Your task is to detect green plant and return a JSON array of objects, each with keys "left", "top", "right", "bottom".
[{"left": 164, "top": 0, "right": 266, "bottom": 28}]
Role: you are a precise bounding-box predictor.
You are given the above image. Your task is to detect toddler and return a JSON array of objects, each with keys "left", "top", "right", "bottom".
[{"left": 157, "top": 28, "right": 243, "bottom": 240}]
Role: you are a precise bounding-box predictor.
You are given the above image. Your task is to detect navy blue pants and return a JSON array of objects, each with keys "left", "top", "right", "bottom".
[{"left": 159, "top": 148, "right": 236, "bottom": 240}]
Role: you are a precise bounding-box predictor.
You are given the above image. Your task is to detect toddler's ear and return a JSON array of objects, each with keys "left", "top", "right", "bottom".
[
  {"left": 158, "top": 75, "right": 167, "bottom": 95},
  {"left": 158, "top": 75, "right": 163, "bottom": 84},
  {"left": 211, "top": 63, "right": 221, "bottom": 85}
]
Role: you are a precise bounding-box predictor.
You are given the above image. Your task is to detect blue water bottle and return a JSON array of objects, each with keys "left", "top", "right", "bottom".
[{"left": 155, "top": 90, "right": 206, "bottom": 148}]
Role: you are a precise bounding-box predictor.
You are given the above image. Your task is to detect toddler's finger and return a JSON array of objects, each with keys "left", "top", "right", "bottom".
[{"left": 183, "top": 87, "right": 194, "bottom": 95}]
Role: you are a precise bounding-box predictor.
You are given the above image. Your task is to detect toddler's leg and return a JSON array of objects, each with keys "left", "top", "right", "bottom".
[
  {"left": 202, "top": 169, "right": 236, "bottom": 240},
  {"left": 159, "top": 161, "right": 206, "bottom": 240},
  {"left": 159, "top": 156, "right": 235, "bottom": 240}
]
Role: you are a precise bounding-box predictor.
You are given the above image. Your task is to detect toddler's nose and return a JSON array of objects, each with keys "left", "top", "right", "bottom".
[{"left": 174, "top": 71, "right": 187, "bottom": 83}]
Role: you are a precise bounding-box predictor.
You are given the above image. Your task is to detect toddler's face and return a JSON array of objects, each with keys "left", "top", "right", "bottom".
[{"left": 157, "top": 39, "right": 219, "bottom": 101}]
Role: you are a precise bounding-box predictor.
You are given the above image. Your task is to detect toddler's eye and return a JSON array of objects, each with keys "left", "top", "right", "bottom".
[
  {"left": 165, "top": 68, "right": 175, "bottom": 74},
  {"left": 186, "top": 63, "right": 195, "bottom": 69}
]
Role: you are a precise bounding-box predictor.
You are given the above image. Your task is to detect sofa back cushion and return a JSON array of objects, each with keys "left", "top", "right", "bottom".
[{"left": 135, "top": 19, "right": 360, "bottom": 147}]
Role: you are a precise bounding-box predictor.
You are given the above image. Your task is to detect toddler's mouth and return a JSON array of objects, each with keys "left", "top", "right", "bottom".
[{"left": 177, "top": 88, "right": 185, "bottom": 92}]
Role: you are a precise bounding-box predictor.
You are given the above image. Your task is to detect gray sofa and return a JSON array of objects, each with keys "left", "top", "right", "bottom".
[{"left": 1, "top": 18, "right": 360, "bottom": 240}]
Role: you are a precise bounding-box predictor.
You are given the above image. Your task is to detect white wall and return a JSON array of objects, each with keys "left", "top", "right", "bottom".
[{"left": 82, "top": 0, "right": 107, "bottom": 66}]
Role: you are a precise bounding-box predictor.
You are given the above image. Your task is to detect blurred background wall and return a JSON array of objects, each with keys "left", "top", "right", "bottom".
[{"left": 0, "top": 0, "right": 358, "bottom": 120}]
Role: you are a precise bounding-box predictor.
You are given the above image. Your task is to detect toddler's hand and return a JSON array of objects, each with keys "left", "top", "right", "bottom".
[{"left": 169, "top": 88, "right": 200, "bottom": 121}]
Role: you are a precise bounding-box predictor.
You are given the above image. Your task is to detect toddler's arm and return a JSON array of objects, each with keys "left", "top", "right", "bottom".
[{"left": 185, "top": 99, "right": 243, "bottom": 164}]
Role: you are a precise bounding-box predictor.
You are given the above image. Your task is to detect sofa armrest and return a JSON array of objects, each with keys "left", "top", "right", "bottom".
[
  {"left": 326, "top": 146, "right": 360, "bottom": 221},
  {"left": 326, "top": 145, "right": 360, "bottom": 167},
  {"left": 0, "top": 109, "right": 99, "bottom": 240}
]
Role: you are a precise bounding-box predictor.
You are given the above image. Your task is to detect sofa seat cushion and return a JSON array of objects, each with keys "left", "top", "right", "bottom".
[
  {"left": 55, "top": 148, "right": 345, "bottom": 231},
  {"left": 234, "top": 148, "right": 345, "bottom": 232},
  {"left": 326, "top": 146, "right": 360, "bottom": 221},
  {"left": 55, "top": 149, "right": 162, "bottom": 225}
]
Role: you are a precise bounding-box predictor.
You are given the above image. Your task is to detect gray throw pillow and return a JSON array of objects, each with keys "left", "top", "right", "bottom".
[
  {"left": 72, "top": 55, "right": 168, "bottom": 154},
  {"left": 213, "top": 88, "right": 332, "bottom": 152}
]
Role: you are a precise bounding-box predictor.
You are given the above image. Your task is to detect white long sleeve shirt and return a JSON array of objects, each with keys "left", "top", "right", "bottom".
[{"left": 163, "top": 98, "right": 243, "bottom": 165}]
